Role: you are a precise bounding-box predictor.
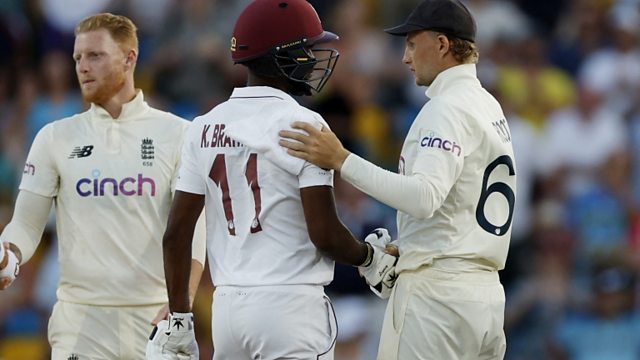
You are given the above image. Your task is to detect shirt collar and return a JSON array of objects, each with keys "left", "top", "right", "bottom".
[
  {"left": 229, "top": 86, "right": 299, "bottom": 104},
  {"left": 89, "top": 90, "right": 149, "bottom": 121},
  {"left": 425, "top": 63, "right": 478, "bottom": 98}
]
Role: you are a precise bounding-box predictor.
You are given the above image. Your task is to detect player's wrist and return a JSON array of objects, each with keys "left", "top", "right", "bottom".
[
  {"left": 168, "top": 312, "right": 195, "bottom": 333},
  {"left": 357, "top": 242, "right": 374, "bottom": 267},
  {"left": 335, "top": 149, "right": 351, "bottom": 171}
]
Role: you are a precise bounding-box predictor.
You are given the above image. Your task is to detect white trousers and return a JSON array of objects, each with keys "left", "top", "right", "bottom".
[
  {"left": 378, "top": 267, "right": 506, "bottom": 360},
  {"left": 48, "top": 300, "right": 162, "bottom": 360},
  {"left": 212, "top": 285, "right": 337, "bottom": 360}
]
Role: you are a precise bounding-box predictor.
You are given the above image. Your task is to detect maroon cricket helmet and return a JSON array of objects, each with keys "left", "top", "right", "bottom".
[
  {"left": 231, "top": 0, "right": 337, "bottom": 62},
  {"left": 230, "top": 0, "right": 340, "bottom": 95}
]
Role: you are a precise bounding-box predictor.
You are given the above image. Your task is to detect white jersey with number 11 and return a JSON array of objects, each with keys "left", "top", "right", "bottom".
[{"left": 176, "top": 86, "right": 334, "bottom": 287}]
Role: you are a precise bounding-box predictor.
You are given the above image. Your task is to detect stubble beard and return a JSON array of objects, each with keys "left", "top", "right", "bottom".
[{"left": 81, "top": 69, "right": 126, "bottom": 105}]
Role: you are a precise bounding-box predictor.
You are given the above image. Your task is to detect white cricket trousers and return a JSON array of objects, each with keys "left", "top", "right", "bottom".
[
  {"left": 48, "top": 300, "right": 162, "bottom": 360},
  {"left": 212, "top": 284, "right": 337, "bottom": 360},
  {"left": 378, "top": 266, "right": 506, "bottom": 360}
]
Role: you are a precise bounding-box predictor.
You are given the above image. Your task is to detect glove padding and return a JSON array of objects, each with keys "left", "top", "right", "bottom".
[
  {"left": 146, "top": 313, "right": 198, "bottom": 360},
  {"left": 0, "top": 248, "right": 20, "bottom": 290},
  {"left": 358, "top": 228, "right": 398, "bottom": 299}
]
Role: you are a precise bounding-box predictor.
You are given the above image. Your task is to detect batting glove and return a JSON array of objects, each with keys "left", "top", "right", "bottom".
[
  {"left": 0, "top": 247, "right": 20, "bottom": 290},
  {"left": 358, "top": 228, "right": 398, "bottom": 299},
  {"left": 146, "top": 320, "right": 169, "bottom": 359},
  {"left": 146, "top": 313, "right": 199, "bottom": 360}
]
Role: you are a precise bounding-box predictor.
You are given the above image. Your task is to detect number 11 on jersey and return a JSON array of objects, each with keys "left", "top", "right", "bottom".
[{"left": 209, "top": 153, "right": 263, "bottom": 235}]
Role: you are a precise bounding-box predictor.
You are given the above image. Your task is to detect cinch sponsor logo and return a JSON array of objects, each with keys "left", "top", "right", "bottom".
[
  {"left": 76, "top": 172, "right": 156, "bottom": 197},
  {"left": 420, "top": 131, "right": 462, "bottom": 157}
]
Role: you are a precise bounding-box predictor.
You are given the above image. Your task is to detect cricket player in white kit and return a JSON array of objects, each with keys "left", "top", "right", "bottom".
[
  {"left": 150, "top": 1, "right": 399, "bottom": 359},
  {"left": 280, "top": 0, "right": 516, "bottom": 359},
  {"left": 0, "top": 13, "right": 206, "bottom": 360}
]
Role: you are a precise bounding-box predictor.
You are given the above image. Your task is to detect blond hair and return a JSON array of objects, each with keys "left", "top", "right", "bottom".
[
  {"left": 448, "top": 36, "right": 479, "bottom": 64},
  {"left": 75, "top": 13, "right": 138, "bottom": 54}
]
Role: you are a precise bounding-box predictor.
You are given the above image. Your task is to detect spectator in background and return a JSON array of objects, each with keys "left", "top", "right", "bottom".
[
  {"left": 549, "top": 0, "right": 609, "bottom": 75},
  {"left": 537, "top": 80, "right": 627, "bottom": 200},
  {"left": 25, "top": 49, "right": 83, "bottom": 146},
  {"left": 505, "top": 199, "right": 584, "bottom": 359},
  {"left": 494, "top": 34, "right": 576, "bottom": 129},
  {"left": 550, "top": 263, "right": 640, "bottom": 360},
  {"left": 566, "top": 149, "right": 634, "bottom": 276},
  {"left": 0, "top": 68, "right": 21, "bottom": 201},
  {"left": 148, "top": 0, "right": 251, "bottom": 117},
  {"left": 36, "top": 0, "right": 112, "bottom": 52},
  {"left": 463, "top": 0, "right": 532, "bottom": 49},
  {"left": 578, "top": 4, "right": 640, "bottom": 117}
]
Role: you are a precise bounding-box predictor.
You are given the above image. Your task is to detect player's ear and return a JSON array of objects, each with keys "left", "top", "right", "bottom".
[
  {"left": 124, "top": 49, "right": 137, "bottom": 70},
  {"left": 437, "top": 34, "right": 449, "bottom": 54}
]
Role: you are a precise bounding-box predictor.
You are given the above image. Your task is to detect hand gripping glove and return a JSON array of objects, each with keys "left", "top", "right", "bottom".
[
  {"left": 0, "top": 248, "right": 20, "bottom": 289},
  {"left": 146, "top": 320, "right": 170, "bottom": 359},
  {"left": 357, "top": 228, "right": 398, "bottom": 299},
  {"left": 146, "top": 313, "right": 199, "bottom": 360}
]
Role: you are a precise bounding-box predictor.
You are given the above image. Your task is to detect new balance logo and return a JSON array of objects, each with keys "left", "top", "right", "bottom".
[
  {"left": 69, "top": 145, "right": 94, "bottom": 159},
  {"left": 67, "top": 355, "right": 79, "bottom": 360}
]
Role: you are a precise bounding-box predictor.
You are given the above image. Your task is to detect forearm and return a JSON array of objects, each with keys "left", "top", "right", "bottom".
[
  {"left": 301, "top": 185, "right": 369, "bottom": 266},
  {"left": 340, "top": 154, "right": 443, "bottom": 219},
  {"left": 318, "top": 225, "right": 369, "bottom": 266},
  {"left": 188, "top": 259, "right": 204, "bottom": 306},
  {"left": 0, "top": 190, "right": 52, "bottom": 263},
  {"left": 164, "top": 230, "right": 194, "bottom": 313}
]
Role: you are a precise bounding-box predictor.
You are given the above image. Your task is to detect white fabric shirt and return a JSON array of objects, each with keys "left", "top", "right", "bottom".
[
  {"left": 16, "top": 91, "right": 206, "bottom": 306},
  {"left": 177, "top": 86, "right": 334, "bottom": 287},
  {"left": 341, "top": 64, "right": 516, "bottom": 273}
]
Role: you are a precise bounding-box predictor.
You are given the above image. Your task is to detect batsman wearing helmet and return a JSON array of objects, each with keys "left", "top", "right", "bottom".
[{"left": 152, "top": 0, "right": 398, "bottom": 359}]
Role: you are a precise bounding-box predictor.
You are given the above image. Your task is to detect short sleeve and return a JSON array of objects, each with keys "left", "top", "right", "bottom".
[
  {"left": 19, "top": 124, "right": 59, "bottom": 197},
  {"left": 298, "top": 162, "right": 333, "bottom": 189},
  {"left": 176, "top": 121, "right": 206, "bottom": 195}
]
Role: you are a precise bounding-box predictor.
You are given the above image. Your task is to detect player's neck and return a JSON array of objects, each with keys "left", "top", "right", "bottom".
[
  {"left": 246, "top": 74, "right": 289, "bottom": 93},
  {"left": 98, "top": 83, "right": 137, "bottom": 119}
]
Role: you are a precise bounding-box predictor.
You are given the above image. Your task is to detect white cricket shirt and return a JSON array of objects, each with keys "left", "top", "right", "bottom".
[
  {"left": 177, "top": 86, "right": 335, "bottom": 287},
  {"left": 18, "top": 91, "right": 205, "bottom": 306},
  {"left": 341, "top": 64, "right": 516, "bottom": 273}
]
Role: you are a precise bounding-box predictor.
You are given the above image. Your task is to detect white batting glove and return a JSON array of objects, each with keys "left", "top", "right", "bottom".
[
  {"left": 0, "top": 246, "right": 20, "bottom": 290},
  {"left": 146, "top": 320, "right": 170, "bottom": 359},
  {"left": 358, "top": 228, "right": 398, "bottom": 299},
  {"left": 145, "top": 313, "right": 198, "bottom": 360}
]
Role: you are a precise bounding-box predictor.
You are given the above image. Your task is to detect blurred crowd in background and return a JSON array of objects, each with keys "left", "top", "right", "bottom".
[{"left": 1, "top": 0, "right": 640, "bottom": 359}]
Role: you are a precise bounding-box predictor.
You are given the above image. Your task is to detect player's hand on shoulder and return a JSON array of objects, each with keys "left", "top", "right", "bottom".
[
  {"left": 146, "top": 312, "right": 199, "bottom": 360},
  {"left": 357, "top": 228, "right": 399, "bottom": 299},
  {"left": 0, "top": 242, "right": 20, "bottom": 290}
]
